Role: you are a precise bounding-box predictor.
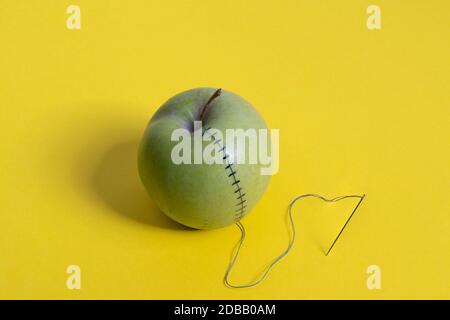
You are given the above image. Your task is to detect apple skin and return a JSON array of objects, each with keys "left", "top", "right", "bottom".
[{"left": 138, "top": 88, "right": 271, "bottom": 229}]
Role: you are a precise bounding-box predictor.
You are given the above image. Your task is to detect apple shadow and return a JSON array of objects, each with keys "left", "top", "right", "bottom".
[{"left": 92, "top": 140, "right": 188, "bottom": 230}]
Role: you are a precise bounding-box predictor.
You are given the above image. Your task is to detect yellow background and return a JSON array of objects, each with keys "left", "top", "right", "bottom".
[{"left": 1, "top": 0, "right": 449, "bottom": 299}]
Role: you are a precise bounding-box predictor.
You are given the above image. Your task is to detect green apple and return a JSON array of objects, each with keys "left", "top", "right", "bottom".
[{"left": 138, "top": 88, "right": 271, "bottom": 229}]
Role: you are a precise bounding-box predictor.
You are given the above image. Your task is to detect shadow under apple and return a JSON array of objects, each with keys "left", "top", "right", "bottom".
[{"left": 92, "top": 140, "right": 188, "bottom": 230}]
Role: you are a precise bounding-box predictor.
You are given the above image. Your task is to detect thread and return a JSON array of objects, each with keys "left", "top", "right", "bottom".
[{"left": 224, "top": 193, "right": 366, "bottom": 288}]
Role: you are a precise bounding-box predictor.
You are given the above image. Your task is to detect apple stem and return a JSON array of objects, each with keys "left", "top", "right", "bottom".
[{"left": 199, "top": 88, "right": 222, "bottom": 121}]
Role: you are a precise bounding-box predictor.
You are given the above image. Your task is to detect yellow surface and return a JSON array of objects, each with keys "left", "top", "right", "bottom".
[{"left": 1, "top": 0, "right": 449, "bottom": 299}]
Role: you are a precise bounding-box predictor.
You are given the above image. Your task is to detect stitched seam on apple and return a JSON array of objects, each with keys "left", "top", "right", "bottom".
[{"left": 203, "top": 127, "right": 247, "bottom": 223}]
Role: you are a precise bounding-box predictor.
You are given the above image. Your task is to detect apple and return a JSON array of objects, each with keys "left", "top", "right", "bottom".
[{"left": 138, "top": 88, "right": 271, "bottom": 229}]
